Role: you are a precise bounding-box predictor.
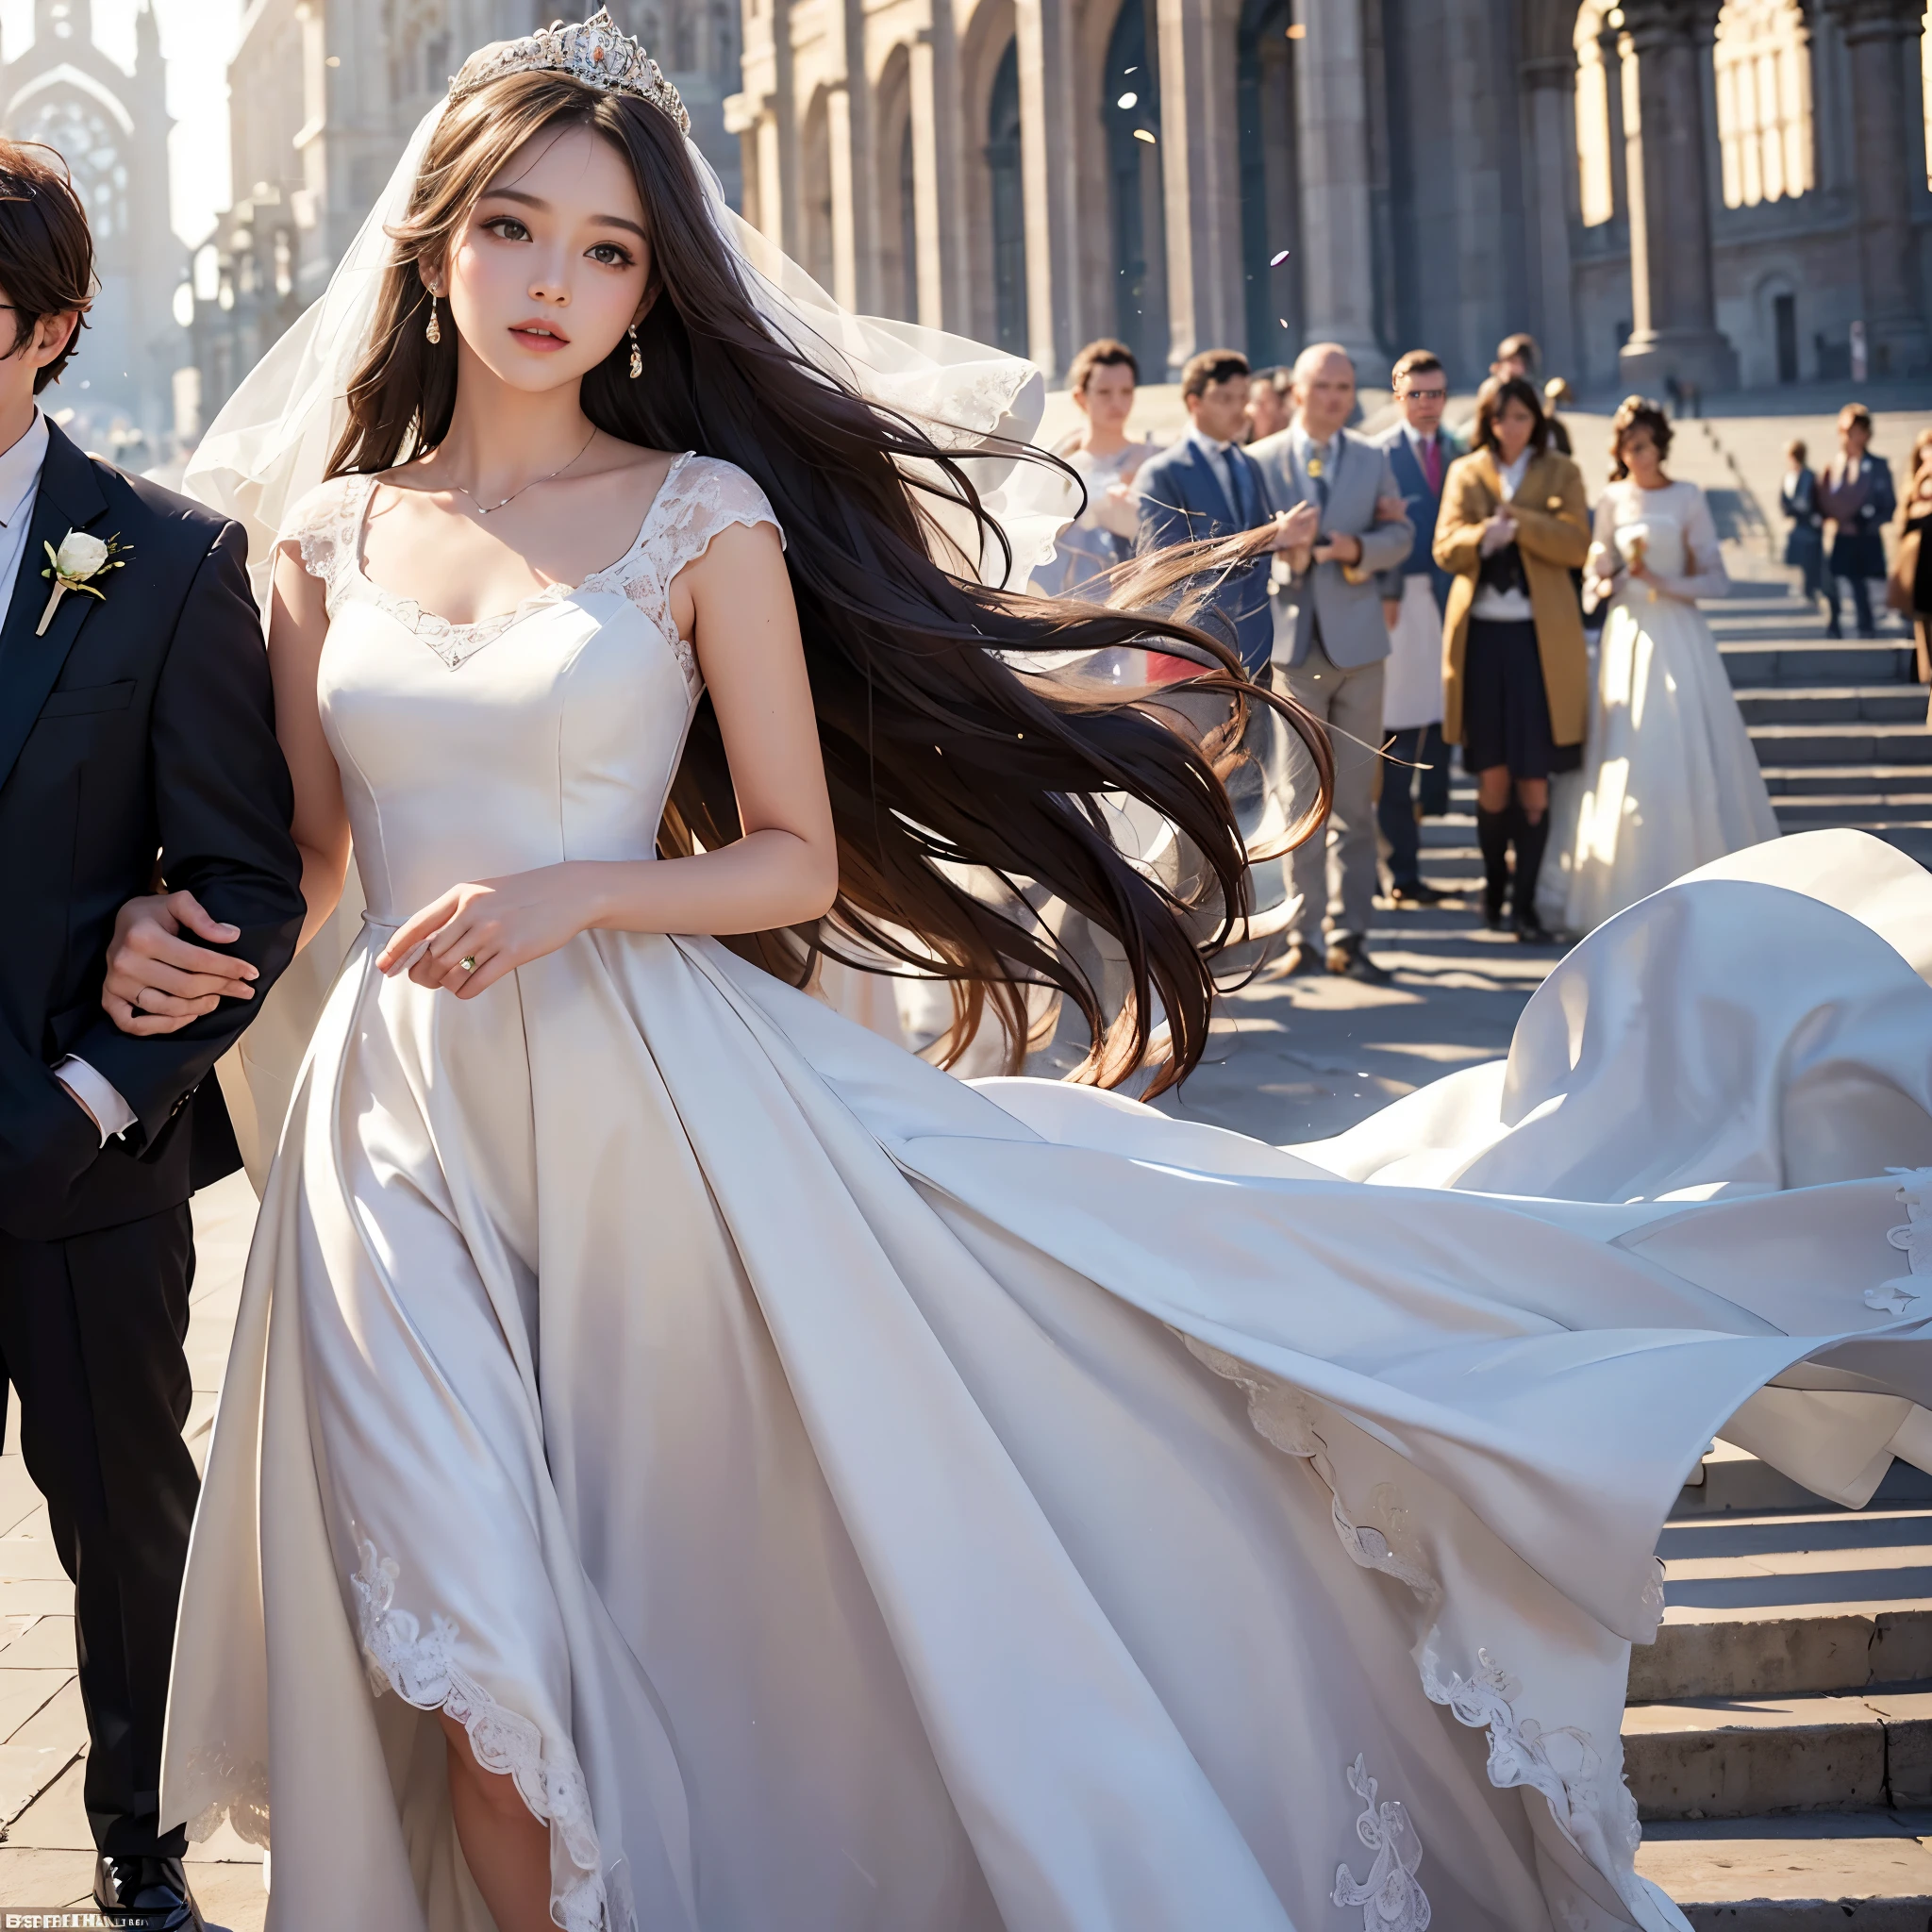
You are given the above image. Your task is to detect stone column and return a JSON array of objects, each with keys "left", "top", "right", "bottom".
[
  {"left": 1521, "top": 53, "right": 1578, "bottom": 381},
  {"left": 1616, "top": 0, "right": 1739, "bottom": 394},
  {"left": 1013, "top": 0, "right": 1082, "bottom": 376},
  {"left": 728, "top": 0, "right": 799, "bottom": 253},
  {"left": 821, "top": 0, "right": 878, "bottom": 312},
  {"left": 1601, "top": 20, "right": 1629, "bottom": 226},
  {"left": 1156, "top": 0, "right": 1244, "bottom": 372},
  {"left": 908, "top": 10, "right": 970, "bottom": 332},
  {"left": 1291, "top": 0, "right": 1384, "bottom": 385},
  {"left": 1824, "top": 0, "right": 1931, "bottom": 375}
]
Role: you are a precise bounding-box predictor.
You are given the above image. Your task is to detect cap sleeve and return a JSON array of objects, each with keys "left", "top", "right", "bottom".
[
  {"left": 652, "top": 458, "right": 786, "bottom": 582},
  {"left": 278, "top": 475, "right": 372, "bottom": 608}
]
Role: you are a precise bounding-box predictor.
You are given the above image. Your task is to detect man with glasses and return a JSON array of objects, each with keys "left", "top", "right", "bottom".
[{"left": 1373, "top": 349, "right": 1461, "bottom": 907}]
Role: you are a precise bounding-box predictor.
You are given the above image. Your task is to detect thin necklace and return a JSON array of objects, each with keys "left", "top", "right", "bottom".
[{"left": 448, "top": 425, "right": 599, "bottom": 518}]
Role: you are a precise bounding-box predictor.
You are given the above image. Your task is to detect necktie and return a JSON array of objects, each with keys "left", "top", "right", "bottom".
[
  {"left": 1307, "top": 442, "right": 1330, "bottom": 509},
  {"left": 1228, "top": 449, "right": 1257, "bottom": 527},
  {"left": 1421, "top": 437, "right": 1441, "bottom": 494}
]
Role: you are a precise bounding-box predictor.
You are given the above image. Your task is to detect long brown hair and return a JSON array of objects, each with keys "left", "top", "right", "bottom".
[{"left": 327, "top": 70, "right": 1329, "bottom": 1091}]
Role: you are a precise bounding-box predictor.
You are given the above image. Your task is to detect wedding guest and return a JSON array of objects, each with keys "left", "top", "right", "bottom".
[
  {"left": 1134, "top": 348, "right": 1277, "bottom": 677},
  {"left": 1434, "top": 375, "right": 1590, "bottom": 941},
  {"left": 1489, "top": 334, "right": 1573, "bottom": 456},
  {"left": 1244, "top": 366, "right": 1292, "bottom": 444},
  {"left": 1038, "top": 338, "right": 1155, "bottom": 599},
  {"left": 1542, "top": 375, "right": 1577, "bottom": 460},
  {"left": 1779, "top": 438, "right": 1826, "bottom": 615},
  {"left": 1818, "top": 402, "right": 1896, "bottom": 640},
  {"left": 1890, "top": 427, "right": 1932, "bottom": 719},
  {"left": 1372, "top": 349, "right": 1459, "bottom": 906},
  {"left": 1250, "top": 342, "right": 1413, "bottom": 980},
  {"left": 1555, "top": 395, "right": 1778, "bottom": 933}
]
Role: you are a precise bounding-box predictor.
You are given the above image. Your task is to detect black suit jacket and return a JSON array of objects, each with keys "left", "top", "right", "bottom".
[{"left": 0, "top": 421, "right": 305, "bottom": 1241}]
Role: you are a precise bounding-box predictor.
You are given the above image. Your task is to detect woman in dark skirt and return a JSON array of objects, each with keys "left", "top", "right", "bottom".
[{"left": 1434, "top": 375, "right": 1591, "bottom": 940}]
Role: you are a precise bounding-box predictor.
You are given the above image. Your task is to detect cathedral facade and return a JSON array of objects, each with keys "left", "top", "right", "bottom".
[
  {"left": 727, "top": 0, "right": 1932, "bottom": 391},
  {"left": 1, "top": 0, "right": 178, "bottom": 451}
]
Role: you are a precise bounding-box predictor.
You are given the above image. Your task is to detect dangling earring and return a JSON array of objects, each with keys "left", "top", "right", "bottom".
[
  {"left": 627, "top": 324, "right": 641, "bottom": 380},
  {"left": 425, "top": 293, "right": 441, "bottom": 346}
]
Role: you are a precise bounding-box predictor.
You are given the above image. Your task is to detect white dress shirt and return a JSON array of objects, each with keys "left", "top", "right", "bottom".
[
  {"left": 0, "top": 411, "right": 140, "bottom": 1145},
  {"left": 1291, "top": 425, "right": 1337, "bottom": 477},
  {"left": 1184, "top": 427, "right": 1248, "bottom": 524}
]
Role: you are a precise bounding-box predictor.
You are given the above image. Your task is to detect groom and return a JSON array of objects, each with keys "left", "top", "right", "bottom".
[{"left": 0, "top": 143, "right": 303, "bottom": 1928}]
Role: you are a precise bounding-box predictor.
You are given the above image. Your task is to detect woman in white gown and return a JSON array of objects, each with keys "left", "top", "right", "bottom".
[
  {"left": 1552, "top": 397, "right": 1779, "bottom": 932},
  {"left": 111, "top": 21, "right": 1932, "bottom": 1932}
]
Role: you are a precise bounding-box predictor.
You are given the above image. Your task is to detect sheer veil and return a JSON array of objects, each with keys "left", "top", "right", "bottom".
[{"left": 182, "top": 87, "right": 1078, "bottom": 1187}]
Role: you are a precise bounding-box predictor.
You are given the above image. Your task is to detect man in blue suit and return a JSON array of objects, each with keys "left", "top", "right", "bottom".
[
  {"left": 1133, "top": 350, "right": 1292, "bottom": 679},
  {"left": 1373, "top": 349, "right": 1461, "bottom": 906}
]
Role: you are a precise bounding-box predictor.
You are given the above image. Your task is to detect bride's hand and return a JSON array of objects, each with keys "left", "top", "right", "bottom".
[
  {"left": 103, "top": 890, "right": 258, "bottom": 1036},
  {"left": 378, "top": 865, "right": 603, "bottom": 997}
]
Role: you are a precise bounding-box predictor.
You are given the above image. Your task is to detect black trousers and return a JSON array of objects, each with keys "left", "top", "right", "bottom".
[
  {"left": 0, "top": 1203, "right": 197, "bottom": 1857},
  {"left": 1376, "top": 723, "right": 1449, "bottom": 890}
]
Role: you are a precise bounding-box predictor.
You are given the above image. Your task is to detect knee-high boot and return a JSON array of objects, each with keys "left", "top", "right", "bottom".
[
  {"left": 1475, "top": 806, "right": 1514, "bottom": 928},
  {"left": 1511, "top": 808, "right": 1551, "bottom": 937}
]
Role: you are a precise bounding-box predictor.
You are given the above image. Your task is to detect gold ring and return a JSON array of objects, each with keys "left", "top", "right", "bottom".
[{"left": 458, "top": 956, "right": 477, "bottom": 973}]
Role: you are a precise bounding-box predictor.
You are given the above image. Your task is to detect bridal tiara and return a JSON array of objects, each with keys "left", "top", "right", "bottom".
[{"left": 448, "top": 9, "right": 692, "bottom": 136}]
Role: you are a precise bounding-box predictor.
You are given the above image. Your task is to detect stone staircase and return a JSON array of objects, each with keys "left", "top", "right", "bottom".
[
  {"left": 1710, "top": 588, "right": 1931, "bottom": 865},
  {"left": 1629, "top": 1444, "right": 1932, "bottom": 1926}
]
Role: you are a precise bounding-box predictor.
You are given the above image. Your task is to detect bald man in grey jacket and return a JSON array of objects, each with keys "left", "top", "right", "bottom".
[{"left": 1249, "top": 343, "right": 1412, "bottom": 982}]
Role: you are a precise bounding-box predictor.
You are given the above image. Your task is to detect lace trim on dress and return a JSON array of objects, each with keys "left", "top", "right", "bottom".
[
  {"left": 351, "top": 1539, "right": 608, "bottom": 1932},
  {"left": 586, "top": 453, "right": 786, "bottom": 703},
  {"left": 1332, "top": 1755, "right": 1431, "bottom": 1931},
  {"left": 181, "top": 1746, "right": 271, "bottom": 1850},
  {"left": 1875, "top": 1166, "right": 1932, "bottom": 1313},
  {"left": 280, "top": 455, "right": 783, "bottom": 692},
  {"left": 1180, "top": 1333, "right": 1655, "bottom": 1928}
]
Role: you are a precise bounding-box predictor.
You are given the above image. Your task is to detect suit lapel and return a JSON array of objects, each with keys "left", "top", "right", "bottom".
[
  {"left": 1185, "top": 441, "right": 1239, "bottom": 529},
  {"left": 0, "top": 424, "right": 109, "bottom": 796}
]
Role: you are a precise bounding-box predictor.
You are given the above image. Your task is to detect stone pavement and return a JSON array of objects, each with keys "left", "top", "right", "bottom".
[{"left": 0, "top": 1172, "right": 266, "bottom": 1930}]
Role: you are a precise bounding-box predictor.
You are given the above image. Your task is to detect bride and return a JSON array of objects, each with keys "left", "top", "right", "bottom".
[
  {"left": 1549, "top": 395, "right": 1780, "bottom": 933},
  {"left": 106, "top": 17, "right": 1932, "bottom": 1932}
]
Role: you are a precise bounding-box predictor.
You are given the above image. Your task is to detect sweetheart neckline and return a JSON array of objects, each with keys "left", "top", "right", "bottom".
[{"left": 345, "top": 448, "right": 698, "bottom": 648}]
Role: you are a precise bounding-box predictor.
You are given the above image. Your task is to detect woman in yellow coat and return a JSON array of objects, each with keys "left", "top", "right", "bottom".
[{"left": 1434, "top": 375, "right": 1591, "bottom": 940}]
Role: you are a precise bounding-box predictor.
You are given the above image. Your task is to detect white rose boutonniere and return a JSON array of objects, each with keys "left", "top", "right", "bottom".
[{"left": 38, "top": 527, "right": 129, "bottom": 636}]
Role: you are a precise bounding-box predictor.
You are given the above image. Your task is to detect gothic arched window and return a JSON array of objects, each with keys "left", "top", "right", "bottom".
[
  {"left": 12, "top": 95, "right": 126, "bottom": 241},
  {"left": 1712, "top": 0, "right": 1814, "bottom": 207}
]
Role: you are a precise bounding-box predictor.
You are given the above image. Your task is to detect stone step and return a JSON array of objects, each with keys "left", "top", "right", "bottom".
[
  {"left": 1635, "top": 1811, "right": 1932, "bottom": 1929},
  {"left": 1758, "top": 765, "right": 1932, "bottom": 799},
  {"left": 1774, "top": 799, "right": 1932, "bottom": 826},
  {"left": 1722, "top": 641, "right": 1919, "bottom": 687},
  {"left": 1674, "top": 1445, "right": 1932, "bottom": 1520},
  {"left": 1624, "top": 1687, "right": 1932, "bottom": 1821},
  {"left": 1738, "top": 688, "right": 1930, "bottom": 726},
  {"left": 1748, "top": 724, "right": 1932, "bottom": 765}
]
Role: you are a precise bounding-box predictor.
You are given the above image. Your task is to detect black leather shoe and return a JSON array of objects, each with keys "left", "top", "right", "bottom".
[
  {"left": 1387, "top": 880, "right": 1446, "bottom": 908},
  {"left": 1325, "top": 942, "right": 1393, "bottom": 986},
  {"left": 94, "top": 1854, "right": 206, "bottom": 1931},
  {"left": 1514, "top": 910, "right": 1558, "bottom": 945}
]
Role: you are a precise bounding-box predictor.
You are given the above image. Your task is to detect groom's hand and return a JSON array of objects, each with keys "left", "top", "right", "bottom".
[{"left": 103, "top": 889, "right": 259, "bottom": 1036}]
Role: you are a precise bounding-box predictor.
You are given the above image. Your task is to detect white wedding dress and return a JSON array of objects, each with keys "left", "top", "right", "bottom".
[
  {"left": 1545, "top": 480, "right": 1779, "bottom": 933},
  {"left": 160, "top": 452, "right": 1932, "bottom": 1932}
]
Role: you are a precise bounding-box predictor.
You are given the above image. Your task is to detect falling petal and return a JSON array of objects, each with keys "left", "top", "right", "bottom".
[
  {"left": 1117, "top": 90, "right": 1138, "bottom": 108},
  {"left": 1271, "top": 249, "right": 1291, "bottom": 266},
  {"left": 1124, "top": 63, "right": 1138, "bottom": 73},
  {"left": 1133, "top": 127, "right": 1157, "bottom": 144},
  {"left": 1286, "top": 21, "right": 1307, "bottom": 37}
]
